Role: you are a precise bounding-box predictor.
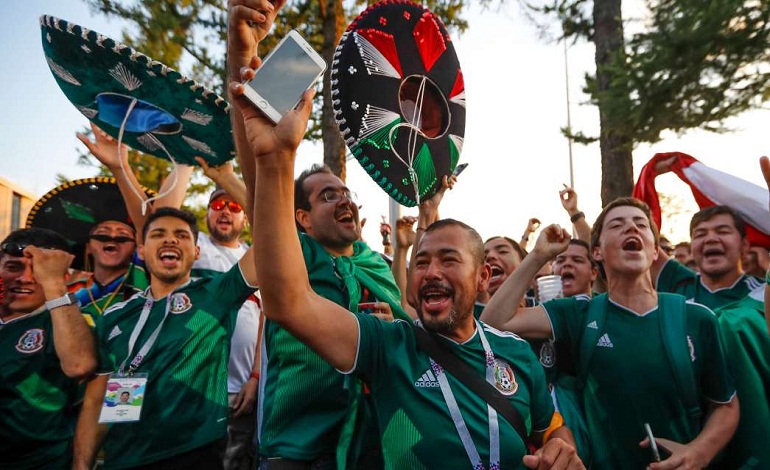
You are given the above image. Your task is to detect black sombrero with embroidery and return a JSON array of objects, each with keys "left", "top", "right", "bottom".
[
  {"left": 25, "top": 177, "right": 155, "bottom": 270},
  {"left": 331, "top": 0, "right": 465, "bottom": 207},
  {"left": 40, "top": 15, "right": 234, "bottom": 166}
]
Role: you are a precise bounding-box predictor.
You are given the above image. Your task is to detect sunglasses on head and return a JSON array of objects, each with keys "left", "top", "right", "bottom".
[
  {"left": 209, "top": 199, "right": 243, "bottom": 213},
  {"left": 89, "top": 234, "right": 135, "bottom": 244},
  {"left": 1, "top": 243, "right": 59, "bottom": 257}
]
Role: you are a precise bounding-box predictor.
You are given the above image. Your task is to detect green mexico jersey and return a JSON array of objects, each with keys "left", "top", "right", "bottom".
[
  {"left": 95, "top": 264, "right": 254, "bottom": 469},
  {"left": 259, "top": 233, "right": 399, "bottom": 460},
  {"left": 715, "top": 288, "right": 770, "bottom": 469},
  {"left": 0, "top": 308, "right": 79, "bottom": 469},
  {"left": 351, "top": 316, "right": 554, "bottom": 469},
  {"left": 544, "top": 296, "right": 735, "bottom": 469},
  {"left": 656, "top": 259, "right": 762, "bottom": 310}
]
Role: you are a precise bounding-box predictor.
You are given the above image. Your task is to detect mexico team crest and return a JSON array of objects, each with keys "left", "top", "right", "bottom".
[
  {"left": 539, "top": 341, "right": 555, "bottom": 368},
  {"left": 16, "top": 328, "right": 45, "bottom": 354},
  {"left": 493, "top": 359, "right": 518, "bottom": 396},
  {"left": 169, "top": 293, "right": 192, "bottom": 314}
]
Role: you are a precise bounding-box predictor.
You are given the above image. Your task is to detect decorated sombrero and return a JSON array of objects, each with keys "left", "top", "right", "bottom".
[
  {"left": 40, "top": 15, "right": 234, "bottom": 166},
  {"left": 25, "top": 177, "right": 155, "bottom": 270},
  {"left": 331, "top": 1, "right": 465, "bottom": 207}
]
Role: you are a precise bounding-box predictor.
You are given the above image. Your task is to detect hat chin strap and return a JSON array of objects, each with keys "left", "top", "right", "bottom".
[
  {"left": 116, "top": 98, "right": 180, "bottom": 216},
  {"left": 388, "top": 76, "right": 429, "bottom": 205}
]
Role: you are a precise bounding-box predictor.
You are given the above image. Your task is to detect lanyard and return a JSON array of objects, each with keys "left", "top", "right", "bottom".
[
  {"left": 429, "top": 320, "right": 500, "bottom": 470},
  {"left": 118, "top": 292, "right": 172, "bottom": 375}
]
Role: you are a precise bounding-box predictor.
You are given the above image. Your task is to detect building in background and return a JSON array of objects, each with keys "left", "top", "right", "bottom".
[{"left": 0, "top": 176, "right": 37, "bottom": 242}]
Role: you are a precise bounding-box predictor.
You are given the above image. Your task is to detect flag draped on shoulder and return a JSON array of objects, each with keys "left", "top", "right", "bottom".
[{"left": 633, "top": 151, "right": 770, "bottom": 247}]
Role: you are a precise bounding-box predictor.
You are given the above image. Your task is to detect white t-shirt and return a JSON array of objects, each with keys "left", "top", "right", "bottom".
[{"left": 195, "top": 234, "right": 261, "bottom": 393}]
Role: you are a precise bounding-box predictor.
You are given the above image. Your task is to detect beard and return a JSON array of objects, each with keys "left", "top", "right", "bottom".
[
  {"left": 418, "top": 305, "right": 468, "bottom": 335},
  {"left": 207, "top": 219, "right": 242, "bottom": 244}
]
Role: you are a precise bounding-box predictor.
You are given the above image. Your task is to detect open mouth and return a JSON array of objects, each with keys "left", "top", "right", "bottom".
[
  {"left": 158, "top": 248, "right": 181, "bottom": 267},
  {"left": 420, "top": 283, "right": 453, "bottom": 311},
  {"left": 489, "top": 265, "right": 505, "bottom": 282},
  {"left": 335, "top": 210, "right": 355, "bottom": 224},
  {"left": 622, "top": 238, "right": 642, "bottom": 252},
  {"left": 10, "top": 287, "right": 34, "bottom": 295},
  {"left": 703, "top": 248, "right": 724, "bottom": 258},
  {"left": 560, "top": 272, "right": 575, "bottom": 282},
  {"left": 103, "top": 244, "right": 118, "bottom": 253}
]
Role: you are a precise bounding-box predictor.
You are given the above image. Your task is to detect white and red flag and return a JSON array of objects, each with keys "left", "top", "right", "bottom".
[{"left": 633, "top": 152, "right": 770, "bottom": 248}]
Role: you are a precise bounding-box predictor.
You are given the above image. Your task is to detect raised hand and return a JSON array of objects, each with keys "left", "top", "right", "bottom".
[
  {"left": 395, "top": 216, "right": 418, "bottom": 249},
  {"left": 228, "top": 0, "right": 286, "bottom": 67},
  {"left": 531, "top": 224, "right": 571, "bottom": 261},
  {"left": 559, "top": 184, "right": 579, "bottom": 214},
  {"left": 229, "top": 62, "right": 315, "bottom": 161},
  {"left": 195, "top": 156, "right": 234, "bottom": 184},
  {"left": 76, "top": 122, "right": 128, "bottom": 171},
  {"left": 24, "top": 246, "right": 73, "bottom": 289}
]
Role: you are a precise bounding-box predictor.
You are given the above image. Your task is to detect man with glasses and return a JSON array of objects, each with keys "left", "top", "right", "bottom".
[
  {"left": 256, "top": 165, "right": 408, "bottom": 469},
  {"left": 0, "top": 228, "right": 96, "bottom": 469}
]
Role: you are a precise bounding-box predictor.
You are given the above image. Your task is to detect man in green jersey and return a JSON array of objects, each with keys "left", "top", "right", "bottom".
[
  {"left": 73, "top": 207, "right": 261, "bottom": 469},
  {"left": 0, "top": 228, "right": 97, "bottom": 469},
  {"left": 714, "top": 286, "right": 770, "bottom": 468},
  {"left": 482, "top": 197, "right": 739, "bottom": 469},
  {"left": 651, "top": 205, "right": 762, "bottom": 310},
  {"left": 226, "top": 35, "right": 583, "bottom": 470},
  {"left": 650, "top": 158, "right": 762, "bottom": 309}
]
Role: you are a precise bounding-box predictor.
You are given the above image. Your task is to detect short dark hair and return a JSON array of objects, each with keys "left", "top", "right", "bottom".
[
  {"left": 690, "top": 205, "right": 746, "bottom": 238},
  {"left": 565, "top": 239, "right": 597, "bottom": 268},
  {"left": 1, "top": 228, "right": 71, "bottom": 258},
  {"left": 294, "top": 164, "right": 334, "bottom": 232},
  {"left": 674, "top": 241, "right": 691, "bottom": 252},
  {"left": 424, "top": 219, "right": 485, "bottom": 267},
  {"left": 484, "top": 236, "right": 528, "bottom": 261},
  {"left": 142, "top": 207, "right": 199, "bottom": 242},
  {"left": 591, "top": 197, "right": 660, "bottom": 252}
]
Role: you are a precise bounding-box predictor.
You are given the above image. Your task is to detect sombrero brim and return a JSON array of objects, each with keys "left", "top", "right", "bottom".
[
  {"left": 332, "top": 1, "right": 466, "bottom": 207},
  {"left": 40, "top": 15, "right": 235, "bottom": 167},
  {"left": 25, "top": 177, "right": 155, "bottom": 271}
]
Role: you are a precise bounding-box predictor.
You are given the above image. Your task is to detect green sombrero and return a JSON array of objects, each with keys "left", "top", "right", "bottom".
[
  {"left": 40, "top": 15, "right": 234, "bottom": 166},
  {"left": 25, "top": 177, "right": 155, "bottom": 271}
]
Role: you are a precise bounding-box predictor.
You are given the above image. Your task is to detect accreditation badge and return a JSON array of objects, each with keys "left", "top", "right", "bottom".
[{"left": 98, "top": 373, "right": 148, "bottom": 423}]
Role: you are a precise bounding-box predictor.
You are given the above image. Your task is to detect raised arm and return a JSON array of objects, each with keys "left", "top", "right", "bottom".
[
  {"left": 227, "top": 0, "right": 286, "bottom": 210},
  {"left": 481, "top": 224, "right": 570, "bottom": 339},
  {"left": 393, "top": 215, "right": 418, "bottom": 319},
  {"left": 228, "top": 19, "right": 359, "bottom": 373},
  {"left": 26, "top": 246, "right": 96, "bottom": 378},
  {"left": 559, "top": 185, "right": 590, "bottom": 243},
  {"left": 195, "top": 157, "right": 251, "bottom": 225}
]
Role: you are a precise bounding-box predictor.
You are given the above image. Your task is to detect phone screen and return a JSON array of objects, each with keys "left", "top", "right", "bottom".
[{"left": 247, "top": 36, "right": 324, "bottom": 116}]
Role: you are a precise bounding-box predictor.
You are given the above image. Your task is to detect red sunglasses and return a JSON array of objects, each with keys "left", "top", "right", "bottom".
[
  {"left": 209, "top": 199, "right": 243, "bottom": 214},
  {"left": 209, "top": 199, "right": 243, "bottom": 213}
]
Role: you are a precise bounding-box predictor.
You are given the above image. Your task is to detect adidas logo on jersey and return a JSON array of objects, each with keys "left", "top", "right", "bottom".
[
  {"left": 415, "top": 369, "right": 440, "bottom": 388},
  {"left": 587, "top": 321, "right": 598, "bottom": 329},
  {"left": 596, "top": 333, "right": 613, "bottom": 348},
  {"left": 108, "top": 325, "right": 122, "bottom": 341}
]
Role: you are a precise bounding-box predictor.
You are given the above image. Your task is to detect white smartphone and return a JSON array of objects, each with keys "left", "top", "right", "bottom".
[{"left": 242, "top": 30, "right": 327, "bottom": 123}]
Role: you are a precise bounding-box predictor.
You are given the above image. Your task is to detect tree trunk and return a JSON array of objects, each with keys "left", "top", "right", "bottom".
[
  {"left": 321, "top": 0, "right": 347, "bottom": 181},
  {"left": 593, "top": 0, "right": 633, "bottom": 205}
]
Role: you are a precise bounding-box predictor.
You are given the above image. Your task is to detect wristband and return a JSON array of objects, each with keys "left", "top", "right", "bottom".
[
  {"left": 249, "top": 371, "right": 260, "bottom": 381},
  {"left": 542, "top": 411, "right": 565, "bottom": 444},
  {"left": 570, "top": 211, "right": 585, "bottom": 223}
]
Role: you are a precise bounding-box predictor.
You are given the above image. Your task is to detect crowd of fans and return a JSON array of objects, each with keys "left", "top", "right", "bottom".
[{"left": 2, "top": 1, "right": 770, "bottom": 469}]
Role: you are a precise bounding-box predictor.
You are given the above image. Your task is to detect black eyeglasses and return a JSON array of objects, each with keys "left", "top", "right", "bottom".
[
  {"left": 89, "top": 234, "right": 135, "bottom": 244},
  {"left": 0, "top": 243, "right": 60, "bottom": 257},
  {"left": 319, "top": 190, "right": 358, "bottom": 204}
]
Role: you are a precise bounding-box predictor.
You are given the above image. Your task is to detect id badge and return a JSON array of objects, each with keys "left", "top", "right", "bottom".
[{"left": 98, "top": 373, "right": 148, "bottom": 423}]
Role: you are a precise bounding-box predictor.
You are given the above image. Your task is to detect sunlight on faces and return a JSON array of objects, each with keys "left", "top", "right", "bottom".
[
  {"left": 553, "top": 243, "right": 597, "bottom": 297},
  {"left": 484, "top": 238, "right": 522, "bottom": 297},
  {"left": 410, "top": 225, "right": 489, "bottom": 337},
  {"left": 296, "top": 173, "right": 361, "bottom": 255},
  {"left": 0, "top": 255, "right": 45, "bottom": 315},
  {"left": 690, "top": 214, "right": 748, "bottom": 280},
  {"left": 592, "top": 205, "right": 659, "bottom": 279},
  {"left": 139, "top": 216, "right": 199, "bottom": 286},
  {"left": 207, "top": 195, "right": 246, "bottom": 244},
  {"left": 87, "top": 221, "right": 136, "bottom": 271}
]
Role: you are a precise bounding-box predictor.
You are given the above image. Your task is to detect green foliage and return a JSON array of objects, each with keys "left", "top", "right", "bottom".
[{"left": 527, "top": 0, "right": 770, "bottom": 145}]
